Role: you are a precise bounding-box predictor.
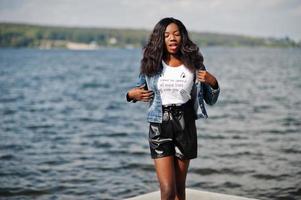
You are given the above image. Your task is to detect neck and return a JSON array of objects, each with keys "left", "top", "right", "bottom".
[
  {"left": 165, "top": 53, "right": 180, "bottom": 62},
  {"left": 164, "top": 53, "right": 183, "bottom": 67}
]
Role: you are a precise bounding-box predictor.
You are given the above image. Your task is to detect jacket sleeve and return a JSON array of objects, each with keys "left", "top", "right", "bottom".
[
  {"left": 126, "top": 74, "right": 147, "bottom": 103},
  {"left": 202, "top": 83, "right": 220, "bottom": 105}
]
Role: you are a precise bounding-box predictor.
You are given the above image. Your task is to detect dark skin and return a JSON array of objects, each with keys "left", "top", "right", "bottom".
[
  {"left": 127, "top": 23, "right": 218, "bottom": 200},
  {"left": 127, "top": 24, "right": 217, "bottom": 102}
]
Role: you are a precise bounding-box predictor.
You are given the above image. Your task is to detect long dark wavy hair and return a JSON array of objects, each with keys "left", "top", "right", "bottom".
[{"left": 140, "top": 17, "right": 205, "bottom": 76}]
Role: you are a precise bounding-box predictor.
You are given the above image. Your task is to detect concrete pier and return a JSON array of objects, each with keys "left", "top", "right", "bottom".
[{"left": 125, "top": 188, "right": 259, "bottom": 200}]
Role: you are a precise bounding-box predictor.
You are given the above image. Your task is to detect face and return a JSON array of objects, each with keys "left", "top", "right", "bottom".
[{"left": 164, "top": 23, "right": 181, "bottom": 55}]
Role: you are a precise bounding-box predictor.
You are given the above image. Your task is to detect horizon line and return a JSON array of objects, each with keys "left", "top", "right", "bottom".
[{"left": 1, "top": 20, "right": 299, "bottom": 42}]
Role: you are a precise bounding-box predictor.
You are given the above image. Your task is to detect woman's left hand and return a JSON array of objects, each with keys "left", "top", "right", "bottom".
[{"left": 197, "top": 70, "right": 218, "bottom": 89}]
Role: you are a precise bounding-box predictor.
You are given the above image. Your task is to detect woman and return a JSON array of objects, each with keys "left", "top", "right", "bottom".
[{"left": 126, "top": 17, "right": 220, "bottom": 200}]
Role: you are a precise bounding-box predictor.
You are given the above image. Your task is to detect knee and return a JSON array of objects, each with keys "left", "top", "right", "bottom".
[{"left": 160, "top": 183, "right": 176, "bottom": 200}]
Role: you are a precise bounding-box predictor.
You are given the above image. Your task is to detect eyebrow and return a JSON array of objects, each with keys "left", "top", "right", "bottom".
[{"left": 164, "top": 30, "right": 180, "bottom": 34}]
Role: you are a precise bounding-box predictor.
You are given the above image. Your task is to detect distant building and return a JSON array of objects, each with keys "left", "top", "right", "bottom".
[
  {"left": 108, "top": 37, "right": 117, "bottom": 45},
  {"left": 66, "top": 41, "right": 100, "bottom": 50}
]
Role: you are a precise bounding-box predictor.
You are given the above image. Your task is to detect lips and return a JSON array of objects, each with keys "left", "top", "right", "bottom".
[{"left": 168, "top": 43, "right": 178, "bottom": 51}]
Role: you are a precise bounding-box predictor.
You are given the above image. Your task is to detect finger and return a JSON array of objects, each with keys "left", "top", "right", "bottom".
[
  {"left": 142, "top": 93, "right": 154, "bottom": 100},
  {"left": 198, "top": 73, "right": 206, "bottom": 79},
  {"left": 199, "top": 79, "right": 205, "bottom": 83},
  {"left": 142, "top": 90, "right": 153, "bottom": 94},
  {"left": 197, "top": 75, "right": 205, "bottom": 82},
  {"left": 142, "top": 93, "right": 153, "bottom": 98},
  {"left": 198, "top": 70, "right": 206, "bottom": 75},
  {"left": 197, "top": 75, "right": 205, "bottom": 80},
  {"left": 198, "top": 73, "right": 204, "bottom": 78},
  {"left": 138, "top": 84, "right": 146, "bottom": 89},
  {"left": 141, "top": 96, "right": 152, "bottom": 102}
]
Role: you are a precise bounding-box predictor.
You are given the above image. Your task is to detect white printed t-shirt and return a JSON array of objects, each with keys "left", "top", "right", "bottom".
[{"left": 158, "top": 61, "right": 194, "bottom": 105}]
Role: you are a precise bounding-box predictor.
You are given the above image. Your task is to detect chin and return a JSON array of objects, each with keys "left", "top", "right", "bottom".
[{"left": 168, "top": 50, "right": 179, "bottom": 55}]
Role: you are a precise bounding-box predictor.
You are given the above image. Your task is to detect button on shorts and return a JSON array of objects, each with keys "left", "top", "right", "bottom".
[{"left": 148, "top": 100, "right": 197, "bottom": 160}]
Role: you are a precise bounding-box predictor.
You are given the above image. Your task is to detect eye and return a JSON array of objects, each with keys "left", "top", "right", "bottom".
[{"left": 164, "top": 33, "right": 169, "bottom": 38}]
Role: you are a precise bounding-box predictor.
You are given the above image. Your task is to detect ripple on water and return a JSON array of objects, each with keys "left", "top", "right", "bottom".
[
  {"left": 0, "top": 149, "right": 16, "bottom": 158},
  {"left": 190, "top": 167, "right": 255, "bottom": 176},
  {"left": 251, "top": 173, "right": 290, "bottom": 181},
  {"left": 0, "top": 187, "right": 51, "bottom": 197},
  {"left": 1, "top": 48, "right": 301, "bottom": 200},
  {"left": 221, "top": 181, "right": 242, "bottom": 188},
  {"left": 81, "top": 82, "right": 110, "bottom": 89}
]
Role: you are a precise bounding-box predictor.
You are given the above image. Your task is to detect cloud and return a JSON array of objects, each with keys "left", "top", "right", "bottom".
[{"left": 0, "top": 0, "right": 300, "bottom": 40}]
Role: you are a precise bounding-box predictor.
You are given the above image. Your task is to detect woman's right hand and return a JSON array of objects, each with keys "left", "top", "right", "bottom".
[{"left": 127, "top": 85, "right": 154, "bottom": 102}]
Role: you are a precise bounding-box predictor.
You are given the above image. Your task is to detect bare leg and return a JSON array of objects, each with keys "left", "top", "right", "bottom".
[
  {"left": 174, "top": 158, "right": 190, "bottom": 200},
  {"left": 154, "top": 156, "right": 177, "bottom": 200}
]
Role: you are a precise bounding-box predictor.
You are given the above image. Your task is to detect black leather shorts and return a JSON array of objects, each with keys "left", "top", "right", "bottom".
[{"left": 148, "top": 100, "right": 197, "bottom": 160}]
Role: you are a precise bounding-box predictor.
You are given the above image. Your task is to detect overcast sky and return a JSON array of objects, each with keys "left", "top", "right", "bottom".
[{"left": 0, "top": 0, "right": 300, "bottom": 41}]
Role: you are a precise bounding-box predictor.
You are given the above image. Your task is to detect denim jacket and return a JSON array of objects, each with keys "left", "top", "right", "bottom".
[{"left": 127, "top": 69, "right": 220, "bottom": 123}]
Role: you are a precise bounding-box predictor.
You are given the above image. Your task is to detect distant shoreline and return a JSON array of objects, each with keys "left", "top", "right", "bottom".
[
  {"left": 1, "top": 22, "right": 300, "bottom": 49},
  {"left": 1, "top": 46, "right": 301, "bottom": 51}
]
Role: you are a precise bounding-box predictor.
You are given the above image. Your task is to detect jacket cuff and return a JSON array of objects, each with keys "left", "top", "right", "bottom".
[
  {"left": 126, "top": 92, "right": 137, "bottom": 103},
  {"left": 207, "top": 84, "right": 220, "bottom": 95}
]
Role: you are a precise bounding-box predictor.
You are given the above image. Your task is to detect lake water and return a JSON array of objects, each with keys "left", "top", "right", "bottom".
[{"left": 0, "top": 47, "right": 300, "bottom": 200}]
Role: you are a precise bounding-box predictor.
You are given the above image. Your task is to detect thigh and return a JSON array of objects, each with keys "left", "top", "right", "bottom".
[
  {"left": 174, "top": 158, "right": 190, "bottom": 184},
  {"left": 153, "top": 156, "right": 176, "bottom": 188}
]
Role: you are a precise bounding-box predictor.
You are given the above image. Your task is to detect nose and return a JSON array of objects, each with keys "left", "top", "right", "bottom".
[{"left": 169, "top": 34, "right": 176, "bottom": 41}]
